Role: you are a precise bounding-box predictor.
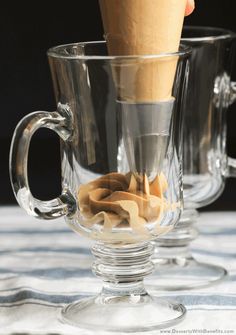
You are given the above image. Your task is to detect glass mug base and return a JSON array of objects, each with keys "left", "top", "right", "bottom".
[
  {"left": 146, "top": 256, "right": 228, "bottom": 291},
  {"left": 60, "top": 242, "right": 186, "bottom": 332},
  {"left": 149, "top": 209, "right": 228, "bottom": 291},
  {"left": 60, "top": 293, "right": 186, "bottom": 332}
]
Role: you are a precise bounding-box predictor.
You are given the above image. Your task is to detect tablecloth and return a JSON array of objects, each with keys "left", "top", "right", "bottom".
[{"left": 0, "top": 206, "right": 235, "bottom": 334}]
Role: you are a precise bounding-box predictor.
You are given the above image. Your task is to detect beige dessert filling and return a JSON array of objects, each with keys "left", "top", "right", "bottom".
[{"left": 78, "top": 172, "right": 178, "bottom": 236}]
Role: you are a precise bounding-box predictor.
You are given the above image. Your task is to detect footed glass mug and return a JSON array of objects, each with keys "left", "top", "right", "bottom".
[
  {"left": 148, "top": 26, "right": 236, "bottom": 291},
  {"left": 10, "top": 42, "right": 190, "bottom": 331}
]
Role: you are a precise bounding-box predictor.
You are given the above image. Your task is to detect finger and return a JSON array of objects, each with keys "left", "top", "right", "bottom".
[{"left": 185, "top": 0, "right": 195, "bottom": 16}]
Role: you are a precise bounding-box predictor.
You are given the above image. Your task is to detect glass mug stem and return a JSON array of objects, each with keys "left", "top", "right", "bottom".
[
  {"left": 229, "top": 81, "right": 236, "bottom": 105},
  {"left": 147, "top": 209, "right": 227, "bottom": 291},
  {"left": 226, "top": 81, "right": 236, "bottom": 178},
  {"left": 9, "top": 103, "right": 76, "bottom": 219},
  {"left": 61, "top": 242, "right": 186, "bottom": 331},
  {"left": 154, "top": 209, "right": 199, "bottom": 247},
  {"left": 227, "top": 157, "right": 236, "bottom": 178}
]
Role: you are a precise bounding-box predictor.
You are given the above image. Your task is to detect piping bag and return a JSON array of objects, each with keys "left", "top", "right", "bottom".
[{"left": 99, "top": 0, "right": 187, "bottom": 177}]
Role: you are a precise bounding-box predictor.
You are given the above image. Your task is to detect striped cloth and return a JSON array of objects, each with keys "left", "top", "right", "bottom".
[{"left": 0, "top": 206, "right": 235, "bottom": 334}]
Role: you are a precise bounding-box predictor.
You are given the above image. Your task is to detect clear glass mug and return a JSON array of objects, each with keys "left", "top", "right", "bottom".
[
  {"left": 9, "top": 42, "right": 190, "bottom": 331},
  {"left": 149, "top": 26, "right": 236, "bottom": 291}
]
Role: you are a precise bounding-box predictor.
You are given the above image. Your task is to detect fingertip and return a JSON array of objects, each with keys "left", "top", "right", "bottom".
[{"left": 185, "top": 0, "right": 195, "bottom": 16}]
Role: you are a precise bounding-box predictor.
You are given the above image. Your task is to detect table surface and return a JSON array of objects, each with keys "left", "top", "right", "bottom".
[{"left": 0, "top": 206, "right": 235, "bottom": 334}]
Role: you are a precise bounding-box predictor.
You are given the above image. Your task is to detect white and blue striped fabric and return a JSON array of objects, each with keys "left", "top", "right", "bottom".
[{"left": 0, "top": 206, "right": 235, "bottom": 334}]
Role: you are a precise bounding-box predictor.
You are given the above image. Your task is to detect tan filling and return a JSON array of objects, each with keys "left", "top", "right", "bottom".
[
  {"left": 78, "top": 172, "right": 178, "bottom": 236},
  {"left": 99, "top": 0, "right": 187, "bottom": 102}
]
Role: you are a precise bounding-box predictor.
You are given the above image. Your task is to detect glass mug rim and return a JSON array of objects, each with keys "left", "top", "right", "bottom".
[
  {"left": 47, "top": 41, "right": 191, "bottom": 60},
  {"left": 182, "top": 25, "right": 236, "bottom": 42}
]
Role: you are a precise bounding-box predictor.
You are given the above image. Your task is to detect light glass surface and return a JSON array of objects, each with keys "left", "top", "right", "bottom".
[
  {"left": 9, "top": 42, "right": 190, "bottom": 331},
  {"left": 148, "top": 26, "right": 236, "bottom": 291}
]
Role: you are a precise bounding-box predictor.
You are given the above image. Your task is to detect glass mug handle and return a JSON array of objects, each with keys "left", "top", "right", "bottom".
[
  {"left": 227, "top": 81, "right": 236, "bottom": 178},
  {"left": 9, "top": 103, "right": 77, "bottom": 219}
]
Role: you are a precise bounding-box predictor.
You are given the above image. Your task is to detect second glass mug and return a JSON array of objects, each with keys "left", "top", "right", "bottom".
[
  {"left": 148, "top": 26, "right": 236, "bottom": 291},
  {"left": 9, "top": 42, "right": 190, "bottom": 331}
]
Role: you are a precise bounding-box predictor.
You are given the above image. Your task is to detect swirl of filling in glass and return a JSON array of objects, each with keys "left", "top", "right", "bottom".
[{"left": 77, "top": 172, "right": 178, "bottom": 235}]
